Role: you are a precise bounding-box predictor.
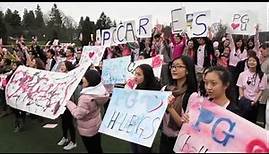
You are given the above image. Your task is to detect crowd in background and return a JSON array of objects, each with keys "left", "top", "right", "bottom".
[{"left": 0, "top": 22, "right": 268, "bottom": 153}]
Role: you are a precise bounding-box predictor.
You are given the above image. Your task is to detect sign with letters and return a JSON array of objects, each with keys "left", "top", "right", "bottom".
[
  {"left": 229, "top": 10, "right": 257, "bottom": 35},
  {"left": 173, "top": 94, "right": 269, "bottom": 153},
  {"left": 191, "top": 10, "right": 211, "bottom": 37},
  {"left": 171, "top": 8, "right": 187, "bottom": 34},
  {"left": 99, "top": 88, "right": 171, "bottom": 147}
]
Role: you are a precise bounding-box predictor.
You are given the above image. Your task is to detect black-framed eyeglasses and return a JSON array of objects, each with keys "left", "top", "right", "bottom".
[{"left": 169, "top": 65, "right": 186, "bottom": 70}]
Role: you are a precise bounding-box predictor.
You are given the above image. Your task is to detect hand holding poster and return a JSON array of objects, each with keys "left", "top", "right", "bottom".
[
  {"left": 191, "top": 10, "right": 211, "bottom": 37},
  {"left": 229, "top": 10, "right": 257, "bottom": 35},
  {"left": 5, "top": 63, "right": 90, "bottom": 119},
  {"left": 99, "top": 88, "right": 171, "bottom": 147},
  {"left": 173, "top": 93, "right": 269, "bottom": 153},
  {"left": 171, "top": 7, "right": 187, "bottom": 34},
  {"left": 79, "top": 46, "right": 105, "bottom": 66}
]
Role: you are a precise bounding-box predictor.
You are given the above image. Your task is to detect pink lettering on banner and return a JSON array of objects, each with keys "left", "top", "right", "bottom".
[{"left": 173, "top": 94, "right": 269, "bottom": 153}]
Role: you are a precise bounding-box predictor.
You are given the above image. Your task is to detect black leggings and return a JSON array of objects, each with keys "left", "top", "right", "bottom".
[
  {"left": 81, "top": 133, "right": 103, "bottom": 153},
  {"left": 61, "top": 109, "right": 76, "bottom": 143}
]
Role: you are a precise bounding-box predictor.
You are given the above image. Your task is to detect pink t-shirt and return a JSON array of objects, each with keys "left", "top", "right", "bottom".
[
  {"left": 172, "top": 37, "right": 186, "bottom": 59},
  {"left": 229, "top": 48, "right": 248, "bottom": 67},
  {"left": 236, "top": 69, "right": 267, "bottom": 101}
]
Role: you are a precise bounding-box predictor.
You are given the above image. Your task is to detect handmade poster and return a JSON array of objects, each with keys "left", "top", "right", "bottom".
[
  {"left": 5, "top": 63, "right": 90, "bottom": 119},
  {"left": 136, "top": 15, "right": 152, "bottom": 38},
  {"left": 171, "top": 7, "right": 187, "bottom": 34},
  {"left": 124, "top": 20, "right": 136, "bottom": 42},
  {"left": 79, "top": 45, "right": 105, "bottom": 66},
  {"left": 99, "top": 88, "right": 171, "bottom": 147},
  {"left": 102, "top": 56, "right": 130, "bottom": 85},
  {"left": 102, "top": 55, "right": 163, "bottom": 85},
  {"left": 173, "top": 94, "right": 269, "bottom": 153},
  {"left": 102, "top": 28, "right": 113, "bottom": 47},
  {"left": 191, "top": 10, "right": 211, "bottom": 37},
  {"left": 229, "top": 10, "right": 257, "bottom": 35}
]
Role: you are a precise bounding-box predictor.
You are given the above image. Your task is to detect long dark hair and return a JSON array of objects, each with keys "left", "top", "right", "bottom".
[
  {"left": 247, "top": 54, "right": 264, "bottom": 82},
  {"left": 235, "top": 37, "right": 245, "bottom": 54},
  {"left": 204, "top": 66, "right": 236, "bottom": 103},
  {"left": 167, "top": 55, "right": 198, "bottom": 110},
  {"left": 135, "top": 64, "right": 161, "bottom": 90},
  {"left": 168, "top": 56, "right": 198, "bottom": 93}
]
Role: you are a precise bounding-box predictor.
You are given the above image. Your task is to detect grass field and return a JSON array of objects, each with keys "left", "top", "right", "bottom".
[{"left": 0, "top": 108, "right": 161, "bottom": 153}]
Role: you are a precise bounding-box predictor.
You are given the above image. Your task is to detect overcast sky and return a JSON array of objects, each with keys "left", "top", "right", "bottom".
[{"left": 0, "top": 2, "right": 268, "bottom": 31}]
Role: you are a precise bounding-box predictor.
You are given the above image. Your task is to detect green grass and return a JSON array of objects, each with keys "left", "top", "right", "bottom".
[{"left": 0, "top": 109, "right": 161, "bottom": 153}]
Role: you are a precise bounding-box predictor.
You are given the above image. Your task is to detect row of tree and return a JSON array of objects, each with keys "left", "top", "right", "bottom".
[{"left": 0, "top": 3, "right": 115, "bottom": 46}]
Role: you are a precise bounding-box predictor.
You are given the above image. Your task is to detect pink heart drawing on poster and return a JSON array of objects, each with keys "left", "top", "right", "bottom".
[
  {"left": 231, "top": 23, "right": 240, "bottom": 30},
  {"left": 89, "top": 52, "right": 95, "bottom": 58}
]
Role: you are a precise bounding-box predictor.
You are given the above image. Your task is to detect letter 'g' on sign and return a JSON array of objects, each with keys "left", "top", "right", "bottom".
[{"left": 191, "top": 10, "right": 210, "bottom": 37}]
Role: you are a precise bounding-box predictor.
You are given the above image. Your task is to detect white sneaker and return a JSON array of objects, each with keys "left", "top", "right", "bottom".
[
  {"left": 63, "top": 141, "right": 77, "bottom": 150},
  {"left": 57, "top": 137, "right": 68, "bottom": 146}
]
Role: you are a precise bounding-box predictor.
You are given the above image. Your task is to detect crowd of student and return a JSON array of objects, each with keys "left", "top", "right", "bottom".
[{"left": 0, "top": 23, "right": 268, "bottom": 153}]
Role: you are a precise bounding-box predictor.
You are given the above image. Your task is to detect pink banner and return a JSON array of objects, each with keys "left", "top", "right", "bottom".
[{"left": 174, "top": 95, "right": 269, "bottom": 153}]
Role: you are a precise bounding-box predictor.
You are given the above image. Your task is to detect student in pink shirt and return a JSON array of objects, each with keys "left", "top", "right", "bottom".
[
  {"left": 228, "top": 34, "right": 248, "bottom": 81},
  {"left": 171, "top": 33, "right": 186, "bottom": 60},
  {"left": 236, "top": 54, "right": 267, "bottom": 124}
]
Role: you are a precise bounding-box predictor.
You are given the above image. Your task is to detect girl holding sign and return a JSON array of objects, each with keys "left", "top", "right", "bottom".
[
  {"left": 127, "top": 64, "right": 161, "bottom": 153},
  {"left": 160, "top": 55, "right": 197, "bottom": 153},
  {"left": 203, "top": 66, "right": 240, "bottom": 114}
]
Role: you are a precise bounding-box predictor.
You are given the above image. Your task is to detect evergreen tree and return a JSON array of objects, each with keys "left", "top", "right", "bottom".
[
  {"left": 47, "top": 3, "right": 63, "bottom": 40},
  {"left": 0, "top": 11, "right": 7, "bottom": 44},
  {"left": 96, "top": 12, "right": 112, "bottom": 34}
]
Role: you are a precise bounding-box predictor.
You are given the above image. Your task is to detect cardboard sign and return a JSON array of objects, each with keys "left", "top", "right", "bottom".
[
  {"left": 191, "top": 10, "right": 211, "bottom": 37},
  {"left": 102, "top": 56, "right": 130, "bottom": 85},
  {"left": 79, "top": 46, "right": 106, "bottom": 66},
  {"left": 136, "top": 15, "right": 153, "bottom": 38},
  {"left": 171, "top": 8, "right": 187, "bottom": 34},
  {"left": 229, "top": 10, "right": 257, "bottom": 35},
  {"left": 173, "top": 94, "right": 269, "bottom": 153},
  {"left": 124, "top": 20, "right": 137, "bottom": 42},
  {"left": 102, "top": 55, "right": 163, "bottom": 85},
  {"left": 5, "top": 63, "right": 90, "bottom": 119},
  {"left": 99, "top": 88, "right": 171, "bottom": 147}
]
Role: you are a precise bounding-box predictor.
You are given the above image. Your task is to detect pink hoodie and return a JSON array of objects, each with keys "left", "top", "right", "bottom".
[{"left": 67, "top": 85, "right": 109, "bottom": 137}]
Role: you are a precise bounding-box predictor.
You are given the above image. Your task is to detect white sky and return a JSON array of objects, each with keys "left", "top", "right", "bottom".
[{"left": 0, "top": 2, "right": 268, "bottom": 31}]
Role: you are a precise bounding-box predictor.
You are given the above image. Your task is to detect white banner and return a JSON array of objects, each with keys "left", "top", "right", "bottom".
[{"left": 5, "top": 63, "right": 90, "bottom": 119}]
